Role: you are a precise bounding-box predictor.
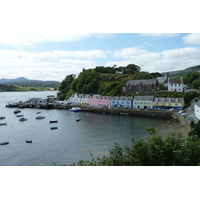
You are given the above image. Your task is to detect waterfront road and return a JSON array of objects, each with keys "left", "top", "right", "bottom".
[{"left": 186, "top": 100, "right": 199, "bottom": 124}]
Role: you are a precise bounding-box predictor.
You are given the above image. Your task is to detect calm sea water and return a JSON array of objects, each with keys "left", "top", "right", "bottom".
[{"left": 0, "top": 91, "right": 169, "bottom": 166}]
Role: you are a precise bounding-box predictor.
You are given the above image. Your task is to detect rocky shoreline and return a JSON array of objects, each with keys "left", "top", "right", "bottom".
[{"left": 155, "top": 117, "right": 190, "bottom": 139}]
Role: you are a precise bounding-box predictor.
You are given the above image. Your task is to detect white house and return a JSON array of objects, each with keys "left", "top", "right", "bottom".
[
  {"left": 168, "top": 77, "right": 186, "bottom": 92},
  {"left": 195, "top": 100, "right": 200, "bottom": 120},
  {"left": 68, "top": 93, "right": 91, "bottom": 105}
]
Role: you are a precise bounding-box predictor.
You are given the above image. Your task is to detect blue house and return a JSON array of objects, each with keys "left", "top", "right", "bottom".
[{"left": 110, "top": 96, "right": 133, "bottom": 108}]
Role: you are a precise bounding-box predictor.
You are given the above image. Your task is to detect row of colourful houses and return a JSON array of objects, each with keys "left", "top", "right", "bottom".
[{"left": 68, "top": 93, "right": 185, "bottom": 111}]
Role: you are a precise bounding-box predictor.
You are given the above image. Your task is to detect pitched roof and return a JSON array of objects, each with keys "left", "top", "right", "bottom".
[
  {"left": 168, "top": 78, "right": 183, "bottom": 84},
  {"left": 111, "top": 96, "right": 133, "bottom": 100},
  {"left": 156, "top": 76, "right": 168, "bottom": 84},
  {"left": 133, "top": 96, "right": 154, "bottom": 101},
  {"left": 126, "top": 79, "right": 157, "bottom": 86},
  {"left": 153, "top": 97, "right": 184, "bottom": 103}
]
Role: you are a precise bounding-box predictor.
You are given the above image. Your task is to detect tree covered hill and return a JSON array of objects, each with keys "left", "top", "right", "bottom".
[
  {"left": 57, "top": 64, "right": 163, "bottom": 100},
  {"left": 0, "top": 77, "right": 60, "bottom": 88},
  {"left": 57, "top": 64, "right": 200, "bottom": 100}
]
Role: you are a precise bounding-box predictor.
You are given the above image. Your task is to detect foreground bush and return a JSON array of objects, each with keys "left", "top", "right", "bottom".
[{"left": 73, "top": 124, "right": 200, "bottom": 166}]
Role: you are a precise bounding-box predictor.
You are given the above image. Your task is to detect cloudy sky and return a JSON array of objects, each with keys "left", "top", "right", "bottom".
[{"left": 0, "top": 1, "right": 199, "bottom": 82}]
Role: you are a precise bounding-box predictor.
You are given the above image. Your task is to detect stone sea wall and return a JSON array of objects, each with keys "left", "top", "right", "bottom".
[{"left": 81, "top": 107, "right": 173, "bottom": 118}]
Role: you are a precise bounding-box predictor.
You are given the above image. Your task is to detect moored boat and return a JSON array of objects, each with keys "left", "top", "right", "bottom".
[
  {"left": 76, "top": 118, "right": 81, "bottom": 122},
  {"left": 49, "top": 120, "right": 58, "bottom": 123},
  {"left": 51, "top": 127, "right": 58, "bottom": 130},
  {"left": 16, "top": 114, "right": 24, "bottom": 117},
  {"left": 70, "top": 107, "right": 82, "bottom": 112},
  {"left": 36, "top": 116, "right": 45, "bottom": 119},
  {"left": 26, "top": 140, "right": 32, "bottom": 143},
  {"left": 120, "top": 113, "right": 129, "bottom": 115},
  {"left": 0, "top": 116, "right": 6, "bottom": 120},
  {"left": 19, "top": 117, "right": 27, "bottom": 121},
  {"left": 14, "top": 110, "right": 21, "bottom": 114},
  {"left": 0, "top": 142, "right": 9, "bottom": 145},
  {"left": 0, "top": 122, "right": 7, "bottom": 126}
]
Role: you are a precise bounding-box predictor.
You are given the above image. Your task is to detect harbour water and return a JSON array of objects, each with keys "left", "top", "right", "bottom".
[{"left": 0, "top": 91, "right": 170, "bottom": 166}]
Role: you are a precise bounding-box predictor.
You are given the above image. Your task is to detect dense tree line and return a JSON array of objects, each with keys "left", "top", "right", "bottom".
[
  {"left": 0, "top": 84, "right": 20, "bottom": 91},
  {"left": 71, "top": 121, "right": 200, "bottom": 166},
  {"left": 94, "top": 64, "right": 141, "bottom": 74},
  {"left": 183, "top": 72, "right": 200, "bottom": 89}
]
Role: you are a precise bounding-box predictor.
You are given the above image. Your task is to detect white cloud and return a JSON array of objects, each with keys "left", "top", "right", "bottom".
[
  {"left": 0, "top": 49, "right": 105, "bottom": 81},
  {"left": 0, "top": 60, "right": 95, "bottom": 81},
  {"left": 113, "top": 47, "right": 160, "bottom": 61},
  {"left": 183, "top": 33, "right": 200, "bottom": 45},
  {"left": 0, "top": 49, "right": 108, "bottom": 63},
  {"left": 107, "top": 47, "right": 200, "bottom": 73},
  {"left": 53, "top": 50, "right": 108, "bottom": 59},
  {"left": 139, "top": 33, "right": 179, "bottom": 38},
  {"left": 0, "top": 33, "right": 115, "bottom": 48},
  {"left": 0, "top": 33, "right": 92, "bottom": 48}
]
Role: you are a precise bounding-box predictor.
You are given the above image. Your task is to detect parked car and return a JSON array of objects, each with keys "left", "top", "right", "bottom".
[
  {"left": 181, "top": 112, "right": 188, "bottom": 116},
  {"left": 178, "top": 110, "right": 185, "bottom": 114}
]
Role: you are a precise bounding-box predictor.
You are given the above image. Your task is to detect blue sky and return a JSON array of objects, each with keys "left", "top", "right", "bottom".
[
  {"left": 0, "top": 1, "right": 199, "bottom": 82},
  {"left": 1, "top": 33, "right": 200, "bottom": 81}
]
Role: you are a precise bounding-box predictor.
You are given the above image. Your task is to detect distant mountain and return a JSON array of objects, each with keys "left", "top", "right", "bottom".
[
  {"left": 0, "top": 77, "right": 60, "bottom": 87},
  {"left": 161, "top": 65, "right": 200, "bottom": 78}
]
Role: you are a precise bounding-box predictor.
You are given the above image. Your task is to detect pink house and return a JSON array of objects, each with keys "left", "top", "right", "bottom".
[{"left": 88, "top": 95, "right": 111, "bottom": 108}]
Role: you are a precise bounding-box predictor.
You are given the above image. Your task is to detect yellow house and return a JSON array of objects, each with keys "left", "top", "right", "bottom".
[{"left": 153, "top": 97, "right": 184, "bottom": 111}]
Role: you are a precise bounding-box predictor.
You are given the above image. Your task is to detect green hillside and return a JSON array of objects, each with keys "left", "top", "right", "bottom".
[
  {"left": 57, "top": 64, "right": 163, "bottom": 100},
  {"left": 162, "top": 65, "right": 200, "bottom": 79},
  {"left": 57, "top": 64, "right": 200, "bottom": 100}
]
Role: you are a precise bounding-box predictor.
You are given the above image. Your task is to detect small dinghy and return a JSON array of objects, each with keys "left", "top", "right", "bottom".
[
  {"left": 0, "top": 122, "right": 7, "bottom": 126},
  {"left": 51, "top": 127, "right": 58, "bottom": 130},
  {"left": 0, "top": 142, "right": 9, "bottom": 145},
  {"left": 19, "top": 118, "right": 27, "bottom": 121},
  {"left": 14, "top": 110, "right": 21, "bottom": 114},
  {"left": 49, "top": 120, "right": 58, "bottom": 123},
  {"left": 36, "top": 116, "right": 45, "bottom": 119},
  {"left": 26, "top": 140, "right": 32, "bottom": 143},
  {"left": 16, "top": 114, "right": 24, "bottom": 117}
]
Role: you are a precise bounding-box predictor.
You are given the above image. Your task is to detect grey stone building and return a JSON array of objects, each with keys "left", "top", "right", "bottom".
[{"left": 122, "top": 79, "right": 159, "bottom": 94}]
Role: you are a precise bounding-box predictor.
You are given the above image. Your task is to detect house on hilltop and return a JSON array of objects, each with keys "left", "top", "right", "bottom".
[{"left": 168, "top": 77, "right": 186, "bottom": 92}]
